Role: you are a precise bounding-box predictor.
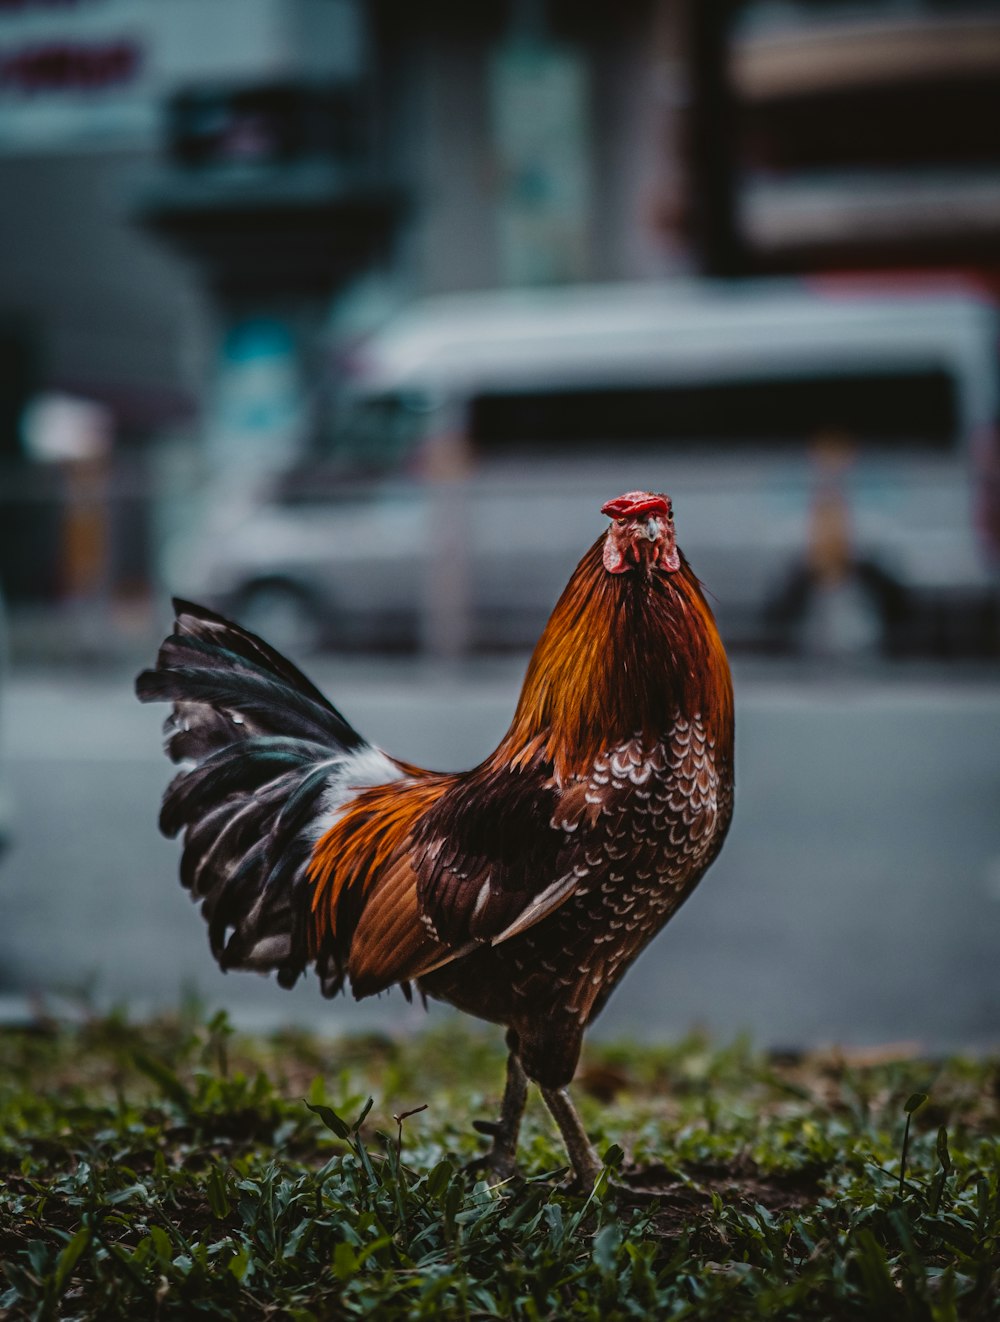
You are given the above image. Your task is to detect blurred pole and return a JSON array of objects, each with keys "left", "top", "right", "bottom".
[
  {"left": 684, "top": 0, "right": 745, "bottom": 276},
  {"left": 420, "top": 411, "right": 472, "bottom": 663},
  {"left": 21, "top": 393, "right": 115, "bottom": 652},
  {"left": 806, "top": 434, "right": 856, "bottom": 591},
  {"left": 800, "top": 433, "right": 881, "bottom": 659},
  {"left": 62, "top": 454, "right": 111, "bottom": 604}
]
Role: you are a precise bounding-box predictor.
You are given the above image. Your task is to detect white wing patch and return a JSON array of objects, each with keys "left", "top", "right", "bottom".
[{"left": 308, "top": 744, "right": 406, "bottom": 842}]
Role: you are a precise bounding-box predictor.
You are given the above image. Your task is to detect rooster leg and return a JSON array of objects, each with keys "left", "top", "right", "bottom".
[
  {"left": 540, "top": 1086, "right": 602, "bottom": 1188},
  {"left": 469, "top": 1049, "right": 528, "bottom": 1180}
]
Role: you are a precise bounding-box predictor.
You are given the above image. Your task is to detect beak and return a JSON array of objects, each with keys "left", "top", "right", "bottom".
[{"left": 643, "top": 517, "right": 660, "bottom": 540}]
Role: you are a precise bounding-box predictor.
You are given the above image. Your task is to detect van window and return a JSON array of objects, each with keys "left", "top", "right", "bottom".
[
  {"left": 469, "top": 370, "right": 958, "bottom": 451},
  {"left": 318, "top": 391, "right": 435, "bottom": 474}
]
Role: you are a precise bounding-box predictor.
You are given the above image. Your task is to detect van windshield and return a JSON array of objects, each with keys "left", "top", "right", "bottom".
[{"left": 326, "top": 391, "right": 435, "bottom": 473}]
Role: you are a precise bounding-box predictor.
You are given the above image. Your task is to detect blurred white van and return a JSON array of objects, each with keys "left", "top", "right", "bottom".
[{"left": 178, "top": 279, "right": 1000, "bottom": 656}]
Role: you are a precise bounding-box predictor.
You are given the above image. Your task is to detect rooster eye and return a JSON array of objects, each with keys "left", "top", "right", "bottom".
[{"left": 616, "top": 517, "right": 626, "bottom": 526}]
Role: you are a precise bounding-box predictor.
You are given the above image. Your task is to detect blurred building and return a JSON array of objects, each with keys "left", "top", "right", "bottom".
[
  {"left": 1, "top": 0, "right": 999, "bottom": 613},
  {"left": 0, "top": 0, "right": 687, "bottom": 465},
  {"left": 370, "top": 0, "right": 692, "bottom": 290},
  {"left": 696, "top": 0, "right": 1000, "bottom": 279},
  {"left": 0, "top": 0, "right": 690, "bottom": 608},
  {"left": 0, "top": 0, "right": 381, "bottom": 602}
]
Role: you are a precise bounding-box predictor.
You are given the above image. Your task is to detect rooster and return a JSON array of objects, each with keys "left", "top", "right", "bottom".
[{"left": 137, "top": 490, "right": 734, "bottom": 1184}]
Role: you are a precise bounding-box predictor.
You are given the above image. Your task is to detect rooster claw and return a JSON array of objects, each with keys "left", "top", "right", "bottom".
[
  {"left": 465, "top": 1117, "right": 521, "bottom": 1181},
  {"left": 472, "top": 1119, "right": 502, "bottom": 1137},
  {"left": 464, "top": 1148, "right": 520, "bottom": 1182}
]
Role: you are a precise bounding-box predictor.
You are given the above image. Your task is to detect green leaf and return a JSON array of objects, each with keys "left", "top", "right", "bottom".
[
  {"left": 592, "top": 1222, "right": 621, "bottom": 1273},
  {"left": 228, "top": 1243, "right": 252, "bottom": 1283},
  {"left": 425, "top": 1158, "right": 454, "bottom": 1200},
  {"left": 602, "top": 1143, "right": 625, "bottom": 1170},
  {"left": 976, "top": 1177, "right": 993, "bottom": 1237},
  {"left": 206, "top": 1166, "right": 230, "bottom": 1219},
  {"left": 853, "top": 1229, "right": 897, "bottom": 1315},
  {"left": 356, "top": 1235, "right": 393, "bottom": 1269},
  {"left": 206, "top": 1008, "right": 233, "bottom": 1038},
  {"left": 904, "top": 1092, "right": 928, "bottom": 1115},
  {"left": 935, "top": 1125, "right": 952, "bottom": 1173},
  {"left": 107, "top": 1183, "right": 149, "bottom": 1206},
  {"left": 132, "top": 1051, "right": 193, "bottom": 1112},
  {"left": 443, "top": 1178, "right": 462, "bottom": 1230},
  {"left": 52, "top": 1226, "right": 91, "bottom": 1298},
  {"left": 332, "top": 1240, "right": 358, "bottom": 1281},
  {"left": 304, "top": 1100, "right": 351, "bottom": 1139},
  {"left": 147, "top": 1226, "right": 173, "bottom": 1266},
  {"left": 922, "top": 1215, "right": 979, "bottom": 1256},
  {"left": 27, "top": 1241, "right": 50, "bottom": 1276}
]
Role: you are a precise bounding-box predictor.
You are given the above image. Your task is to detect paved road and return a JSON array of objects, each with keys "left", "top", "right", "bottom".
[{"left": 2, "top": 658, "right": 999, "bottom": 1051}]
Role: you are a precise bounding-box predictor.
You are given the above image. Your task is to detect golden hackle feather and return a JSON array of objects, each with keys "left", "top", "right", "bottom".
[{"left": 497, "top": 538, "right": 733, "bottom": 783}]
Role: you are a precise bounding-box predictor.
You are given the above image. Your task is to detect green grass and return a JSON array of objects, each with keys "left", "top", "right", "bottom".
[{"left": 0, "top": 1008, "right": 997, "bottom": 1320}]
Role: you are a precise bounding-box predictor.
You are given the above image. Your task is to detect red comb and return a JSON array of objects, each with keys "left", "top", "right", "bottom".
[{"left": 600, "top": 491, "right": 670, "bottom": 519}]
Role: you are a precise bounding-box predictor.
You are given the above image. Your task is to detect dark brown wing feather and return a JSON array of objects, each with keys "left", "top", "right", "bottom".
[{"left": 410, "top": 761, "right": 571, "bottom": 945}]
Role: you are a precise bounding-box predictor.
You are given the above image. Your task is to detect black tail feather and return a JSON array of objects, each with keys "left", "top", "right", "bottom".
[
  {"left": 169, "top": 597, "right": 338, "bottom": 713},
  {"left": 136, "top": 599, "right": 362, "bottom": 764},
  {"left": 137, "top": 600, "right": 385, "bottom": 995},
  {"left": 180, "top": 773, "right": 297, "bottom": 900},
  {"left": 158, "top": 739, "right": 327, "bottom": 839},
  {"left": 137, "top": 660, "right": 357, "bottom": 755}
]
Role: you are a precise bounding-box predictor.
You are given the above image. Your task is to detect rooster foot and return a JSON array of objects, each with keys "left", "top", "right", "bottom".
[
  {"left": 539, "top": 1086, "right": 604, "bottom": 1191},
  {"left": 465, "top": 1117, "right": 521, "bottom": 1182},
  {"left": 464, "top": 1050, "right": 529, "bottom": 1182}
]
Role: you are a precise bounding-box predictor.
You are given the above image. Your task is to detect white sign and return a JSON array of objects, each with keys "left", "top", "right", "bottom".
[
  {"left": 490, "top": 40, "right": 592, "bottom": 286},
  {"left": 0, "top": 0, "right": 363, "bottom": 152}
]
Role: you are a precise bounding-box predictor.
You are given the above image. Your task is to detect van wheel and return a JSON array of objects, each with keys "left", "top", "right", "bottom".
[{"left": 235, "top": 580, "right": 324, "bottom": 657}]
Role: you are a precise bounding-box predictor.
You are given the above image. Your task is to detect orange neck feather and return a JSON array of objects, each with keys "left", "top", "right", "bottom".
[{"left": 498, "top": 536, "right": 733, "bottom": 782}]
